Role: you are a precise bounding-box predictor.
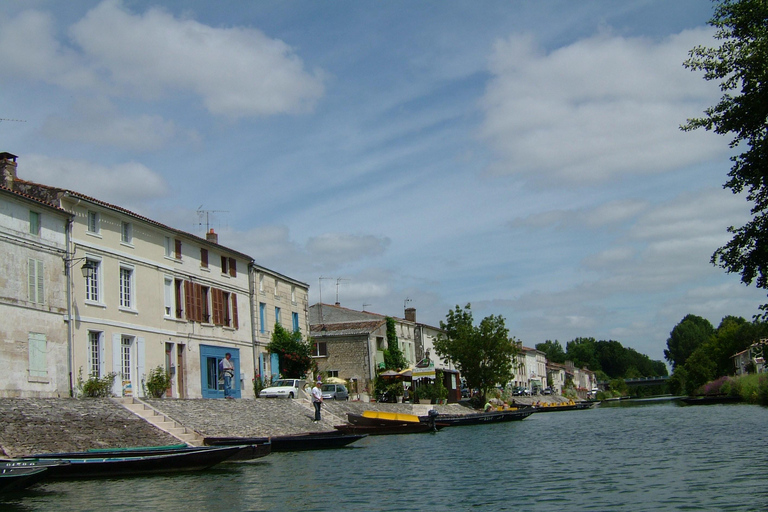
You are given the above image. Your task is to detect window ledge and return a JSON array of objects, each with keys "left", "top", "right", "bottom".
[
  {"left": 120, "top": 242, "right": 134, "bottom": 249},
  {"left": 85, "top": 231, "right": 102, "bottom": 239},
  {"left": 84, "top": 300, "right": 107, "bottom": 308},
  {"left": 28, "top": 375, "right": 49, "bottom": 384},
  {"left": 119, "top": 307, "right": 139, "bottom": 315}
]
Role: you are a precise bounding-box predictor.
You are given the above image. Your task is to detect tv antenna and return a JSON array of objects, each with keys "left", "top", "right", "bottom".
[
  {"left": 335, "top": 277, "right": 350, "bottom": 305},
  {"left": 404, "top": 297, "right": 413, "bottom": 311},
  {"left": 362, "top": 303, "right": 371, "bottom": 311},
  {"left": 196, "top": 205, "right": 228, "bottom": 233},
  {"left": 0, "top": 118, "right": 26, "bottom": 123}
]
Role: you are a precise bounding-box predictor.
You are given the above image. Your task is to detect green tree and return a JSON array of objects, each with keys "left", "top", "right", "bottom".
[
  {"left": 383, "top": 316, "right": 408, "bottom": 370},
  {"left": 536, "top": 340, "right": 566, "bottom": 364},
  {"left": 565, "top": 337, "right": 600, "bottom": 371},
  {"left": 433, "top": 304, "right": 518, "bottom": 402},
  {"left": 664, "top": 314, "right": 714, "bottom": 369},
  {"left": 267, "top": 324, "right": 314, "bottom": 378},
  {"left": 682, "top": 0, "right": 768, "bottom": 315}
]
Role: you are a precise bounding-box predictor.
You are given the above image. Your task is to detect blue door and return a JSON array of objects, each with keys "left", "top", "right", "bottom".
[
  {"left": 270, "top": 352, "right": 280, "bottom": 380},
  {"left": 200, "top": 345, "right": 240, "bottom": 399}
]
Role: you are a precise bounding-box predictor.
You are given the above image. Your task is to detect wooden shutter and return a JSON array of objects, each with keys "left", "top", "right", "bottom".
[
  {"left": 211, "top": 288, "right": 223, "bottom": 325},
  {"left": 200, "top": 248, "right": 208, "bottom": 268},
  {"left": 193, "top": 283, "right": 204, "bottom": 323},
  {"left": 231, "top": 293, "right": 238, "bottom": 329},
  {"left": 229, "top": 258, "right": 236, "bottom": 277},
  {"left": 184, "top": 281, "right": 193, "bottom": 321},
  {"left": 175, "top": 239, "right": 182, "bottom": 259}
]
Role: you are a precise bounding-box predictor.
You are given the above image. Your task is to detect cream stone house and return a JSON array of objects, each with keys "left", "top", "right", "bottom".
[
  {"left": 3, "top": 154, "right": 260, "bottom": 399},
  {"left": 251, "top": 264, "right": 310, "bottom": 381},
  {"left": 0, "top": 156, "right": 72, "bottom": 397}
]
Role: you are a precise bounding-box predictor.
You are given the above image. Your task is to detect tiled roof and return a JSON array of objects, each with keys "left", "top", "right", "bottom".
[
  {"left": 0, "top": 185, "right": 70, "bottom": 215},
  {"left": 310, "top": 320, "right": 385, "bottom": 337}
]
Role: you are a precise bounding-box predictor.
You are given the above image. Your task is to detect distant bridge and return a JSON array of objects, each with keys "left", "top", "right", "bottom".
[{"left": 597, "top": 375, "right": 669, "bottom": 388}]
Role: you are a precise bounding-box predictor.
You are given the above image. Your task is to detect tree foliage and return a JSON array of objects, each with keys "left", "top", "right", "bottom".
[
  {"left": 563, "top": 337, "right": 668, "bottom": 379},
  {"left": 682, "top": 0, "right": 768, "bottom": 315},
  {"left": 535, "top": 340, "right": 566, "bottom": 364},
  {"left": 664, "top": 314, "right": 714, "bottom": 369},
  {"left": 383, "top": 316, "right": 408, "bottom": 370},
  {"left": 434, "top": 304, "right": 518, "bottom": 401},
  {"left": 268, "top": 324, "right": 314, "bottom": 378}
]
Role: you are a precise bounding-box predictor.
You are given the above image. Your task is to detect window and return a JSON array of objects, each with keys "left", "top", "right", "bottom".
[
  {"left": 274, "top": 279, "right": 279, "bottom": 297},
  {"left": 87, "top": 211, "right": 99, "bottom": 234},
  {"left": 259, "top": 303, "right": 266, "bottom": 333},
  {"left": 164, "top": 277, "right": 174, "bottom": 317},
  {"left": 121, "top": 222, "right": 132, "bottom": 244},
  {"left": 327, "top": 370, "right": 339, "bottom": 378},
  {"left": 291, "top": 286, "right": 296, "bottom": 303},
  {"left": 88, "top": 331, "right": 102, "bottom": 377},
  {"left": 85, "top": 259, "right": 100, "bottom": 302},
  {"left": 275, "top": 307, "right": 281, "bottom": 325},
  {"left": 200, "top": 248, "right": 208, "bottom": 268},
  {"left": 119, "top": 266, "right": 133, "bottom": 308},
  {"left": 174, "top": 239, "right": 182, "bottom": 259},
  {"left": 201, "top": 286, "right": 210, "bottom": 323},
  {"left": 121, "top": 336, "right": 132, "bottom": 382},
  {"left": 29, "top": 211, "right": 40, "bottom": 235},
  {"left": 28, "top": 258, "right": 44, "bottom": 304},
  {"left": 28, "top": 332, "right": 47, "bottom": 379},
  {"left": 259, "top": 274, "right": 264, "bottom": 293},
  {"left": 228, "top": 258, "right": 236, "bottom": 277},
  {"left": 313, "top": 341, "right": 327, "bottom": 357},
  {"left": 174, "top": 278, "right": 184, "bottom": 318},
  {"left": 221, "top": 256, "right": 228, "bottom": 274},
  {"left": 292, "top": 312, "right": 300, "bottom": 332},
  {"left": 164, "top": 237, "right": 172, "bottom": 257}
]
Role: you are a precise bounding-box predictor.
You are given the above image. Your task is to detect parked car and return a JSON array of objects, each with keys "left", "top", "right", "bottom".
[
  {"left": 543, "top": 387, "right": 552, "bottom": 395},
  {"left": 259, "top": 379, "right": 305, "bottom": 398},
  {"left": 321, "top": 384, "right": 349, "bottom": 401},
  {"left": 512, "top": 387, "right": 529, "bottom": 396}
]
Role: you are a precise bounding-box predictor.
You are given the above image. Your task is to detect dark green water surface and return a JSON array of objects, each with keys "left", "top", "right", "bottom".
[{"left": 4, "top": 399, "right": 767, "bottom": 511}]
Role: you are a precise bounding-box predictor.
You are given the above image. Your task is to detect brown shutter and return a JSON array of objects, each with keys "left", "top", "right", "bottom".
[
  {"left": 201, "top": 248, "right": 208, "bottom": 268},
  {"left": 229, "top": 258, "right": 236, "bottom": 277},
  {"left": 211, "top": 288, "right": 222, "bottom": 325},
  {"left": 184, "top": 280, "right": 193, "bottom": 321},
  {"left": 231, "top": 293, "right": 238, "bottom": 329},
  {"left": 175, "top": 239, "right": 182, "bottom": 259}
]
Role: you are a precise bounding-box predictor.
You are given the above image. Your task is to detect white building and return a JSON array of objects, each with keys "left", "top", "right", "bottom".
[{"left": 0, "top": 156, "right": 72, "bottom": 397}]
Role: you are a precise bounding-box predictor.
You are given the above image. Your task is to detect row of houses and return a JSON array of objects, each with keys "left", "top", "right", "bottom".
[
  {"left": 1, "top": 151, "right": 598, "bottom": 400},
  {"left": 1, "top": 152, "right": 309, "bottom": 399}
]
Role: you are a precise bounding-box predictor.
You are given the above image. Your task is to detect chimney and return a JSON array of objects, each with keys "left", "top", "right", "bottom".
[
  {"left": 206, "top": 228, "right": 218, "bottom": 244},
  {"left": 0, "top": 152, "right": 18, "bottom": 189},
  {"left": 405, "top": 307, "right": 416, "bottom": 322}
]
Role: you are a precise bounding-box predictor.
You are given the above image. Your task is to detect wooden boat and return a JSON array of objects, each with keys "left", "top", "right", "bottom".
[
  {"left": 533, "top": 401, "right": 594, "bottom": 412},
  {"left": 0, "top": 466, "right": 49, "bottom": 493},
  {"left": 205, "top": 432, "right": 366, "bottom": 452},
  {"left": 422, "top": 408, "right": 533, "bottom": 426},
  {"left": 21, "top": 443, "right": 270, "bottom": 463},
  {"left": 334, "top": 422, "right": 448, "bottom": 435},
  {"left": 347, "top": 411, "right": 422, "bottom": 427},
  {"left": 9, "top": 445, "right": 247, "bottom": 478},
  {"left": 678, "top": 395, "right": 742, "bottom": 405}
]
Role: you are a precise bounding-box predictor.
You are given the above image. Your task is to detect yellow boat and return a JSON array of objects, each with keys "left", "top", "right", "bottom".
[{"left": 360, "top": 410, "right": 420, "bottom": 423}]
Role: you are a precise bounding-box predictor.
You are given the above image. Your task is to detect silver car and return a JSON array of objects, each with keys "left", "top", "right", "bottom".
[
  {"left": 259, "top": 379, "right": 305, "bottom": 398},
  {"left": 320, "top": 384, "right": 349, "bottom": 401}
]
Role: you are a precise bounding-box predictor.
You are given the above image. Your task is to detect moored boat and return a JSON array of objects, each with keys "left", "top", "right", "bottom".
[
  {"left": 421, "top": 408, "right": 533, "bottom": 426},
  {"left": 678, "top": 395, "right": 742, "bottom": 405},
  {"left": 0, "top": 466, "right": 50, "bottom": 493},
  {"left": 334, "top": 422, "right": 447, "bottom": 435},
  {"left": 8, "top": 445, "right": 248, "bottom": 479},
  {"left": 205, "top": 432, "right": 366, "bottom": 452}
]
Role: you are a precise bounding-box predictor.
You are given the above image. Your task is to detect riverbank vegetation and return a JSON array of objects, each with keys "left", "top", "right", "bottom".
[{"left": 695, "top": 374, "right": 768, "bottom": 406}]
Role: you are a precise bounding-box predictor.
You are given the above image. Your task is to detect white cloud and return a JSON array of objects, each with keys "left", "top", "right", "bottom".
[
  {"left": 21, "top": 154, "right": 169, "bottom": 206},
  {"left": 480, "top": 28, "right": 725, "bottom": 185},
  {"left": 306, "top": 233, "right": 391, "bottom": 265},
  {"left": 68, "top": 0, "right": 325, "bottom": 117}
]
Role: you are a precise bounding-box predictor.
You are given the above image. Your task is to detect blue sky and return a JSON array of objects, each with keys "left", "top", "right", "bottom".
[{"left": 1, "top": 0, "right": 763, "bottom": 363}]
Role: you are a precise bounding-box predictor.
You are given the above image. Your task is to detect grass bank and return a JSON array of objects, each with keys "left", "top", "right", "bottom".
[{"left": 697, "top": 374, "right": 768, "bottom": 405}]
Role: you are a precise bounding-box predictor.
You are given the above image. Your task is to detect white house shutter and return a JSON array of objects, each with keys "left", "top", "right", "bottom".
[
  {"left": 112, "top": 333, "right": 122, "bottom": 396},
  {"left": 28, "top": 259, "right": 35, "bottom": 301},
  {"left": 99, "top": 338, "right": 107, "bottom": 378},
  {"left": 137, "top": 337, "right": 145, "bottom": 397},
  {"left": 36, "top": 260, "right": 44, "bottom": 304}
]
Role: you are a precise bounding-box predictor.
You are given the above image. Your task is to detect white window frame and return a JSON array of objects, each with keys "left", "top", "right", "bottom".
[
  {"left": 119, "top": 264, "right": 135, "bottom": 310},
  {"left": 259, "top": 273, "right": 264, "bottom": 293},
  {"left": 164, "top": 236, "right": 172, "bottom": 258},
  {"left": 275, "top": 306, "right": 281, "bottom": 325},
  {"left": 88, "top": 331, "right": 103, "bottom": 377},
  {"left": 84, "top": 256, "right": 103, "bottom": 305},
  {"left": 291, "top": 286, "right": 296, "bottom": 304},
  {"left": 87, "top": 210, "right": 100, "bottom": 234},
  {"left": 163, "top": 276, "right": 174, "bottom": 318},
  {"left": 121, "top": 221, "right": 133, "bottom": 245},
  {"left": 28, "top": 258, "right": 44, "bottom": 304}
]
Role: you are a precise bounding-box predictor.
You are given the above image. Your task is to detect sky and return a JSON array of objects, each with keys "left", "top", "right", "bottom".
[{"left": 1, "top": 0, "right": 763, "bottom": 364}]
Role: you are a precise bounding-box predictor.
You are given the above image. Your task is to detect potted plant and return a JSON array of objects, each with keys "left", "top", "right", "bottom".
[{"left": 144, "top": 366, "right": 171, "bottom": 398}]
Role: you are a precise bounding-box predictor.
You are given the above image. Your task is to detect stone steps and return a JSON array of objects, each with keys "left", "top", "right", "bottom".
[{"left": 112, "top": 397, "right": 205, "bottom": 446}]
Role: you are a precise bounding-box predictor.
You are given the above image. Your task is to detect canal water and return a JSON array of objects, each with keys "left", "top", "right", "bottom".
[{"left": 4, "top": 399, "right": 768, "bottom": 511}]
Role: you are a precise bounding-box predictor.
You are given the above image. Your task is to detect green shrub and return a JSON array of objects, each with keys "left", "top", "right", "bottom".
[
  {"left": 76, "top": 368, "right": 117, "bottom": 398},
  {"left": 143, "top": 366, "right": 171, "bottom": 398}
]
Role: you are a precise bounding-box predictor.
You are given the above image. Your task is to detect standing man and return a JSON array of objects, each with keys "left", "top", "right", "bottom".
[
  {"left": 219, "top": 353, "right": 235, "bottom": 399},
  {"left": 311, "top": 380, "right": 323, "bottom": 422}
]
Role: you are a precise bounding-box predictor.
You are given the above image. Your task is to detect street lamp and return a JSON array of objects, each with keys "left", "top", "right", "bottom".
[{"left": 80, "top": 260, "right": 95, "bottom": 279}]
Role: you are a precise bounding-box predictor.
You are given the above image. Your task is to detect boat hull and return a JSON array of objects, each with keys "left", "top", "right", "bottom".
[
  {"left": 0, "top": 467, "right": 49, "bottom": 493},
  {"left": 423, "top": 408, "right": 533, "bottom": 426},
  {"left": 205, "top": 432, "right": 366, "bottom": 452}
]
